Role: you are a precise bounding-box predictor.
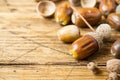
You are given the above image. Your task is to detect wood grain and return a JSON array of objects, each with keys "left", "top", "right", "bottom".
[{"left": 0, "top": 0, "right": 120, "bottom": 80}]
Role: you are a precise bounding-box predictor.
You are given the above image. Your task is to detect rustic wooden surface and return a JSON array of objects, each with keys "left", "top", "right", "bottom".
[{"left": 0, "top": 0, "right": 119, "bottom": 80}]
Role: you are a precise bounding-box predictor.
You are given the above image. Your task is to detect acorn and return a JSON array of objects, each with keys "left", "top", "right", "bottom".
[
  {"left": 71, "top": 8, "right": 101, "bottom": 28},
  {"left": 69, "top": 32, "right": 103, "bottom": 60},
  {"left": 99, "top": 0, "right": 116, "bottom": 17},
  {"left": 111, "top": 40, "right": 120, "bottom": 58},
  {"left": 107, "top": 13, "right": 120, "bottom": 31},
  {"left": 55, "top": 2, "right": 73, "bottom": 25},
  {"left": 57, "top": 25, "right": 80, "bottom": 43}
]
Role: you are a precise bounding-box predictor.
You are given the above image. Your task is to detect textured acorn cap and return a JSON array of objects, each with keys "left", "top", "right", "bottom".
[
  {"left": 96, "top": 24, "right": 111, "bottom": 40},
  {"left": 86, "top": 32, "right": 103, "bottom": 49}
]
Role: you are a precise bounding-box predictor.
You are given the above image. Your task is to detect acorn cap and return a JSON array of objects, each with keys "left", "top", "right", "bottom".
[
  {"left": 96, "top": 24, "right": 111, "bottom": 40},
  {"left": 86, "top": 32, "right": 103, "bottom": 49},
  {"left": 36, "top": 1, "right": 56, "bottom": 17}
]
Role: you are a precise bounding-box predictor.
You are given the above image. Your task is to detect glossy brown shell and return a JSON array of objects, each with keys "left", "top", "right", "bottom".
[
  {"left": 72, "top": 8, "right": 101, "bottom": 28},
  {"left": 99, "top": 0, "right": 116, "bottom": 17},
  {"left": 69, "top": 35, "right": 99, "bottom": 60},
  {"left": 107, "top": 13, "right": 120, "bottom": 31},
  {"left": 55, "top": 2, "right": 73, "bottom": 25},
  {"left": 111, "top": 40, "right": 120, "bottom": 58}
]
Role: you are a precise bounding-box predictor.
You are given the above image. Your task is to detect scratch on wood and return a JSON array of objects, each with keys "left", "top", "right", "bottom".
[
  {"left": 8, "top": 31, "right": 70, "bottom": 56},
  {"left": 65, "top": 66, "right": 75, "bottom": 80},
  {"left": 9, "top": 46, "right": 39, "bottom": 62}
]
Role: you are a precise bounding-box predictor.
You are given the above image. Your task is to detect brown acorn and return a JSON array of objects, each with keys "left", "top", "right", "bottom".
[
  {"left": 111, "top": 40, "right": 120, "bottom": 58},
  {"left": 69, "top": 32, "right": 103, "bottom": 60},
  {"left": 99, "top": 0, "right": 116, "bottom": 17},
  {"left": 55, "top": 2, "right": 73, "bottom": 25},
  {"left": 71, "top": 8, "right": 101, "bottom": 28},
  {"left": 107, "top": 13, "right": 120, "bottom": 31}
]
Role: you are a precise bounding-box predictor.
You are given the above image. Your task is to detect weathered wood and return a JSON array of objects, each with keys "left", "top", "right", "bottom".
[
  {"left": 0, "top": 65, "right": 108, "bottom": 80},
  {"left": 0, "top": 0, "right": 119, "bottom": 79}
]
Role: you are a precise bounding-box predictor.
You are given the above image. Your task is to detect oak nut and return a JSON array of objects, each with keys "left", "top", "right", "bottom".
[
  {"left": 111, "top": 40, "right": 120, "bottom": 58},
  {"left": 55, "top": 2, "right": 73, "bottom": 25},
  {"left": 106, "top": 59, "right": 120, "bottom": 74},
  {"left": 107, "top": 13, "right": 120, "bottom": 31},
  {"left": 57, "top": 25, "right": 80, "bottom": 43},
  {"left": 71, "top": 8, "right": 101, "bottom": 28},
  {"left": 99, "top": 0, "right": 116, "bottom": 17},
  {"left": 69, "top": 32, "right": 103, "bottom": 60},
  {"left": 116, "top": 0, "right": 120, "bottom": 4}
]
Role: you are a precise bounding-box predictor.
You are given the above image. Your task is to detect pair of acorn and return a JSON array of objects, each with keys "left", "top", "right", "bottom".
[{"left": 58, "top": 24, "right": 111, "bottom": 60}]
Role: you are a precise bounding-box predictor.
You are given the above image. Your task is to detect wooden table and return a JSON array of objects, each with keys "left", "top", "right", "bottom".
[{"left": 0, "top": 0, "right": 119, "bottom": 80}]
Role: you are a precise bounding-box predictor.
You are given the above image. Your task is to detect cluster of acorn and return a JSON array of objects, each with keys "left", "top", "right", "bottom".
[{"left": 36, "top": 0, "right": 120, "bottom": 80}]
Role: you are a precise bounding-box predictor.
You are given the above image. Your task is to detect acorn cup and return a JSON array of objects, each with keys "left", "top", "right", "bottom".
[
  {"left": 71, "top": 8, "right": 101, "bottom": 28},
  {"left": 69, "top": 32, "right": 103, "bottom": 60},
  {"left": 55, "top": 2, "right": 73, "bottom": 25},
  {"left": 99, "top": 0, "right": 116, "bottom": 17},
  {"left": 107, "top": 13, "right": 120, "bottom": 31}
]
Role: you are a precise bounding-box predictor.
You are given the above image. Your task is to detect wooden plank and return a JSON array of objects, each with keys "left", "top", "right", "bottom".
[{"left": 0, "top": 65, "right": 108, "bottom": 80}]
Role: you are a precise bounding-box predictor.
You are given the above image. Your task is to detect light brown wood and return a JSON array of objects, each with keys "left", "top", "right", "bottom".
[{"left": 0, "top": 0, "right": 119, "bottom": 80}]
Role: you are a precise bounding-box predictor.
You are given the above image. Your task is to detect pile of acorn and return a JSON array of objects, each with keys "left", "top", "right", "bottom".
[{"left": 36, "top": 0, "right": 120, "bottom": 79}]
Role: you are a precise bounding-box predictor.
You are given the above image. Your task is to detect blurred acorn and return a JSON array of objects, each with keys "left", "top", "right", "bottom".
[
  {"left": 111, "top": 40, "right": 120, "bottom": 58},
  {"left": 71, "top": 8, "right": 101, "bottom": 28},
  {"left": 69, "top": 32, "right": 103, "bottom": 60},
  {"left": 68, "top": 0, "right": 80, "bottom": 6},
  {"left": 81, "top": 0, "right": 97, "bottom": 8},
  {"left": 57, "top": 25, "right": 80, "bottom": 43},
  {"left": 99, "top": 0, "right": 116, "bottom": 17},
  {"left": 55, "top": 2, "right": 73, "bottom": 25},
  {"left": 107, "top": 13, "right": 120, "bottom": 31}
]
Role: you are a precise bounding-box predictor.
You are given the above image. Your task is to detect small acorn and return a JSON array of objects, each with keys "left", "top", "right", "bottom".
[
  {"left": 99, "top": 0, "right": 116, "bottom": 17},
  {"left": 116, "top": 0, "right": 120, "bottom": 4},
  {"left": 111, "top": 40, "right": 120, "bottom": 58},
  {"left": 69, "top": 32, "right": 103, "bottom": 60},
  {"left": 107, "top": 13, "right": 120, "bottom": 31},
  {"left": 71, "top": 8, "right": 101, "bottom": 28},
  {"left": 55, "top": 2, "right": 73, "bottom": 25},
  {"left": 57, "top": 25, "right": 80, "bottom": 43}
]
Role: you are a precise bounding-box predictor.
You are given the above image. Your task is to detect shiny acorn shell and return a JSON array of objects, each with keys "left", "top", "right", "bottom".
[
  {"left": 81, "top": 0, "right": 97, "bottom": 8},
  {"left": 71, "top": 8, "right": 101, "bottom": 28},
  {"left": 55, "top": 2, "right": 73, "bottom": 25},
  {"left": 36, "top": 1, "right": 56, "bottom": 17},
  {"left": 107, "top": 13, "right": 120, "bottom": 31},
  {"left": 69, "top": 35, "right": 99, "bottom": 60},
  {"left": 111, "top": 40, "right": 120, "bottom": 58},
  {"left": 57, "top": 25, "right": 80, "bottom": 43},
  {"left": 99, "top": 0, "right": 116, "bottom": 17}
]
